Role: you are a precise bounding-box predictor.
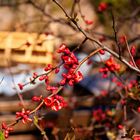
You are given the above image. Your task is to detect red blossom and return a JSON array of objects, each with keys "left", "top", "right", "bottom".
[
  {"left": 39, "top": 75, "right": 48, "bottom": 81},
  {"left": 134, "top": 135, "right": 140, "bottom": 140},
  {"left": 18, "top": 83, "right": 24, "bottom": 90},
  {"left": 121, "top": 99, "right": 126, "bottom": 105},
  {"left": 1, "top": 122, "right": 13, "bottom": 138},
  {"left": 129, "top": 60, "right": 134, "bottom": 66},
  {"left": 68, "top": 79, "right": 75, "bottom": 86},
  {"left": 101, "top": 90, "right": 108, "bottom": 96},
  {"left": 57, "top": 44, "right": 83, "bottom": 86},
  {"left": 74, "top": 71, "right": 83, "bottom": 83},
  {"left": 32, "top": 96, "right": 42, "bottom": 102},
  {"left": 60, "top": 78, "right": 66, "bottom": 86},
  {"left": 57, "top": 43, "right": 67, "bottom": 53},
  {"left": 99, "top": 49, "right": 105, "bottom": 55},
  {"left": 93, "top": 109, "right": 106, "bottom": 122},
  {"left": 137, "top": 107, "right": 140, "bottom": 113},
  {"left": 87, "top": 59, "right": 93, "bottom": 65},
  {"left": 84, "top": 20, "right": 93, "bottom": 25},
  {"left": 99, "top": 36, "right": 106, "bottom": 42},
  {"left": 136, "top": 59, "right": 140, "bottom": 68},
  {"left": 44, "top": 97, "right": 54, "bottom": 106},
  {"left": 130, "top": 45, "right": 136, "bottom": 56},
  {"left": 55, "top": 68, "right": 60, "bottom": 73},
  {"left": 63, "top": 48, "right": 71, "bottom": 54},
  {"left": 60, "top": 70, "right": 83, "bottom": 86},
  {"left": 119, "top": 35, "right": 126, "bottom": 44},
  {"left": 116, "top": 81, "right": 123, "bottom": 87},
  {"left": 118, "top": 124, "right": 124, "bottom": 129},
  {"left": 105, "top": 57, "right": 120, "bottom": 71},
  {"left": 44, "top": 95, "right": 66, "bottom": 111},
  {"left": 16, "top": 108, "right": 32, "bottom": 124},
  {"left": 51, "top": 100, "right": 63, "bottom": 111},
  {"left": 1, "top": 122, "right": 7, "bottom": 130},
  {"left": 99, "top": 57, "right": 120, "bottom": 78},
  {"left": 46, "top": 85, "right": 58, "bottom": 92},
  {"left": 98, "top": 2, "right": 108, "bottom": 12},
  {"left": 33, "top": 72, "right": 38, "bottom": 78},
  {"left": 44, "top": 64, "right": 53, "bottom": 71}
]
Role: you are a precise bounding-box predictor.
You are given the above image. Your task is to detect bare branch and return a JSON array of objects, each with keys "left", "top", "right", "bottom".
[
  {"left": 0, "top": 77, "right": 4, "bottom": 85},
  {"left": 111, "top": 11, "right": 122, "bottom": 59},
  {"left": 52, "top": 0, "right": 140, "bottom": 74}
]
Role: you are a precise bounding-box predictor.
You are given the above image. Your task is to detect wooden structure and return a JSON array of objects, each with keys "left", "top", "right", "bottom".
[
  {"left": 0, "top": 32, "right": 58, "bottom": 67},
  {"left": 0, "top": 32, "right": 60, "bottom": 139}
]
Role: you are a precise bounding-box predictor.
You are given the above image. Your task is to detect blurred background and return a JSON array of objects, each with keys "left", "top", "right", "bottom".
[{"left": 0, "top": 0, "right": 140, "bottom": 140}]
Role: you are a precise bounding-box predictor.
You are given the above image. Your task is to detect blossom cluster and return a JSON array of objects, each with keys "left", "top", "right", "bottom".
[
  {"left": 16, "top": 108, "right": 32, "bottom": 124},
  {"left": 44, "top": 95, "right": 67, "bottom": 111},
  {"left": 1, "top": 122, "right": 13, "bottom": 138},
  {"left": 32, "top": 95, "right": 67, "bottom": 111},
  {"left": 99, "top": 56, "right": 120, "bottom": 77},
  {"left": 58, "top": 44, "right": 83, "bottom": 86}
]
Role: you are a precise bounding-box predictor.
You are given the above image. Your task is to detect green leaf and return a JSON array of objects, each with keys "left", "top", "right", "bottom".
[{"left": 0, "top": 131, "right": 5, "bottom": 140}]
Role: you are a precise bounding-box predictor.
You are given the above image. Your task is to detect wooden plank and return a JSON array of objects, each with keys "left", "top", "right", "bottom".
[
  {"left": 0, "top": 32, "right": 57, "bottom": 66},
  {"left": 0, "top": 115, "right": 36, "bottom": 132},
  {"left": 8, "top": 134, "right": 37, "bottom": 140},
  {"left": 72, "top": 110, "right": 91, "bottom": 127},
  {"left": 0, "top": 100, "right": 36, "bottom": 112}
]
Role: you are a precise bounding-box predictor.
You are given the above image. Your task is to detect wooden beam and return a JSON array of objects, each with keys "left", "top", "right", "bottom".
[
  {"left": 0, "top": 32, "right": 57, "bottom": 66},
  {"left": 0, "top": 100, "right": 36, "bottom": 112}
]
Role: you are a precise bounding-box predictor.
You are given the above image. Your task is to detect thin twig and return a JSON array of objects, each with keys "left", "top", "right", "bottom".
[
  {"left": 7, "top": 100, "right": 44, "bottom": 128},
  {"left": 111, "top": 11, "right": 121, "bottom": 59},
  {"left": 125, "top": 38, "right": 138, "bottom": 68},
  {"left": 7, "top": 60, "right": 25, "bottom": 107},
  {"left": 0, "top": 77, "right": 4, "bottom": 85},
  {"left": 75, "top": 47, "right": 102, "bottom": 72},
  {"left": 33, "top": 116, "right": 49, "bottom": 140},
  {"left": 52, "top": 0, "right": 140, "bottom": 74},
  {"left": 30, "top": 101, "right": 44, "bottom": 114},
  {"left": 29, "top": 0, "right": 76, "bottom": 30},
  {"left": 124, "top": 105, "right": 127, "bottom": 121},
  {"left": 72, "top": 37, "right": 88, "bottom": 52},
  {"left": 70, "top": 0, "right": 77, "bottom": 17}
]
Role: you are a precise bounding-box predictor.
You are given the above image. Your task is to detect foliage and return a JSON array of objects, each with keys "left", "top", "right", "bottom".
[{"left": 0, "top": 132, "right": 5, "bottom": 140}]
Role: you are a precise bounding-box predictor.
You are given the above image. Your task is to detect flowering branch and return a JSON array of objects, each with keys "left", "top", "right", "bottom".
[
  {"left": 52, "top": 0, "right": 140, "bottom": 74},
  {"left": 1, "top": 1, "right": 140, "bottom": 140}
]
